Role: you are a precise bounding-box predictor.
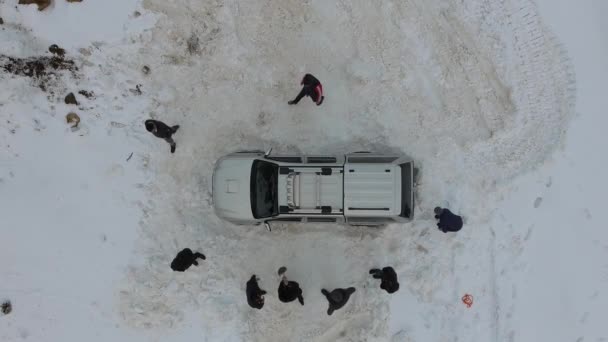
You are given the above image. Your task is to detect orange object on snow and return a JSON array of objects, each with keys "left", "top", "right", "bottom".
[{"left": 462, "top": 294, "right": 474, "bottom": 308}]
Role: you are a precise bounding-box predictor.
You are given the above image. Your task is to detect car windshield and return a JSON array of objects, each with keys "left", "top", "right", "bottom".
[{"left": 250, "top": 160, "right": 279, "bottom": 219}]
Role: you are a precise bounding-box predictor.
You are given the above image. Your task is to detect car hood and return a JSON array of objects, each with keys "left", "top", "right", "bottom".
[{"left": 212, "top": 157, "right": 255, "bottom": 222}]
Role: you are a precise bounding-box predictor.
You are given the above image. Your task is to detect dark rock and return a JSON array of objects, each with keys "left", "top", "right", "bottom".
[
  {"left": 64, "top": 92, "right": 78, "bottom": 105},
  {"left": 0, "top": 17, "right": 4, "bottom": 25},
  {"left": 66, "top": 112, "right": 80, "bottom": 127},
  {"left": 1, "top": 301, "right": 11, "bottom": 315},
  {"left": 0, "top": 54, "right": 78, "bottom": 91},
  {"left": 48, "top": 44, "right": 65, "bottom": 57},
  {"left": 78, "top": 90, "right": 94, "bottom": 99},
  {"left": 142, "top": 65, "right": 150, "bottom": 75},
  {"left": 129, "top": 84, "right": 142, "bottom": 96},
  {"left": 18, "top": 0, "right": 51, "bottom": 11},
  {"left": 186, "top": 33, "right": 200, "bottom": 55}
]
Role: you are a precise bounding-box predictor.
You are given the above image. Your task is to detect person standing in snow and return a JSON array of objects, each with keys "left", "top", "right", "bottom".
[
  {"left": 246, "top": 275, "right": 267, "bottom": 310},
  {"left": 144, "top": 119, "right": 180, "bottom": 153},
  {"left": 170, "top": 248, "right": 206, "bottom": 272},
  {"left": 434, "top": 207, "right": 463, "bottom": 233},
  {"left": 321, "top": 287, "right": 356, "bottom": 315},
  {"left": 369, "top": 267, "right": 400, "bottom": 294},
  {"left": 288, "top": 73, "right": 324, "bottom": 106},
  {"left": 277, "top": 267, "right": 304, "bottom": 305}
]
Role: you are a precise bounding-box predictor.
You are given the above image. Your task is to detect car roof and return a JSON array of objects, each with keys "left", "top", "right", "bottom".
[{"left": 277, "top": 166, "right": 344, "bottom": 215}]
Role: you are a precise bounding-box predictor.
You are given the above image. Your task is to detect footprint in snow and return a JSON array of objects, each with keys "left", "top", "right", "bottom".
[{"left": 584, "top": 208, "right": 592, "bottom": 219}]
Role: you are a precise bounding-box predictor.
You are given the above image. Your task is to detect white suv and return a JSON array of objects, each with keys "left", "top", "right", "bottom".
[{"left": 212, "top": 149, "right": 414, "bottom": 228}]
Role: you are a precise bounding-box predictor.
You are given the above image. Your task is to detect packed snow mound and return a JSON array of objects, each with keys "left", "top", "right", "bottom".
[
  {"left": 118, "top": 0, "right": 575, "bottom": 340},
  {"left": 134, "top": 0, "right": 574, "bottom": 217}
]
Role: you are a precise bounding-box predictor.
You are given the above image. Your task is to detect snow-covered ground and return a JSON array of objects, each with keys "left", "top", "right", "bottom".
[{"left": 0, "top": 0, "right": 605, "bottom": 341}]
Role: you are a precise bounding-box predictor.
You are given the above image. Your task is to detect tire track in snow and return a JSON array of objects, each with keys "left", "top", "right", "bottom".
[{"left": 489, "top": 227, "right": 499, "bottom": 342}]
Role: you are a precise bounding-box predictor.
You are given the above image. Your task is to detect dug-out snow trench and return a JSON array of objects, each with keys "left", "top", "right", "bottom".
[{"left": 119, "top": 0, "right": 575, "bottom": 340}]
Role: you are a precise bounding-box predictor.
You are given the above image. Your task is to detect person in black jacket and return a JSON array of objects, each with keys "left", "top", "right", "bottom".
[
  {"left": 246, "top": 275, "right": 267, "bottom": 310},
  {"left": 277, "top": 267, "right": 304, "bottom": 305},
  {"left": 369, "top": 267, "right": 400, "bottom": 294},
  {"left": 145, "top": 119, "right": 180, "bottom": 153},
  {"left": 434, "top": 207, "right": 464, "bottom": 233},
  {"left": 170, "top": 248, "right": 206, "bottom": 272},
  {"left": 321, "top": 287, "right": 356, "bottom": 315},
  {"left": 288, "top": 73, "right": 324, "bottom": 106}
]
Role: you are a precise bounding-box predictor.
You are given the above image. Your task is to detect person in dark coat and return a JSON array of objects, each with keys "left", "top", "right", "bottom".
[
  {"left": 277, "top": 267, "right": 304, "bottom": 305},
  {"left": 321, "top": 287, "right": 356, "bottom": 315},
  {"left": 170, "top": 248, "right": 206, "bottom": 272},
  {"left": 145, "top": 119, "right": 180, "bottom": 153},
  {"left": 369, "top": 267, "right": 400, "bottom": 294},
  {"left": 288, "top": 73, "right": 324, "bottom": 106},
  {"left": 246, "top": 275, "right": 267, "bottom": 310},
  {"left": 434, "top": 207, "right": 463, "bottom": 233}
]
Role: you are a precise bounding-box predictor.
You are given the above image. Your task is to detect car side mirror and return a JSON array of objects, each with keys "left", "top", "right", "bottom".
[
  {"left": 264, "top": 221, "right": 272, "bottom": 232},
  {"left": 264, "top": 147, "right": 273, "bottom": 157}
]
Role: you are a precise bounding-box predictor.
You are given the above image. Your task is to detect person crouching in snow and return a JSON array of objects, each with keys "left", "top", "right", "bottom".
[
  {"left": 246, "top": 275, "right": 267, "bottom": 310},
  {"left": 434, "top": 207, "right": 463, "bottom": 233},
  {"left": 145, "top": 119, "right": 180, "bottom": 153},
  {"left": 288, "top": 73, "right": 324, "bottom": 106},
  {"left": 369, "top": 267, "right": 400, "bottom": 294},
  {"left": 321, "top": 287, "right": 356, "bottom": 315},
  {"left": 170, "top": 248, "right": 206, "bottom": 272},
  {"left": 277, "top": 267, "right": 304, "bottom": 305}
]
